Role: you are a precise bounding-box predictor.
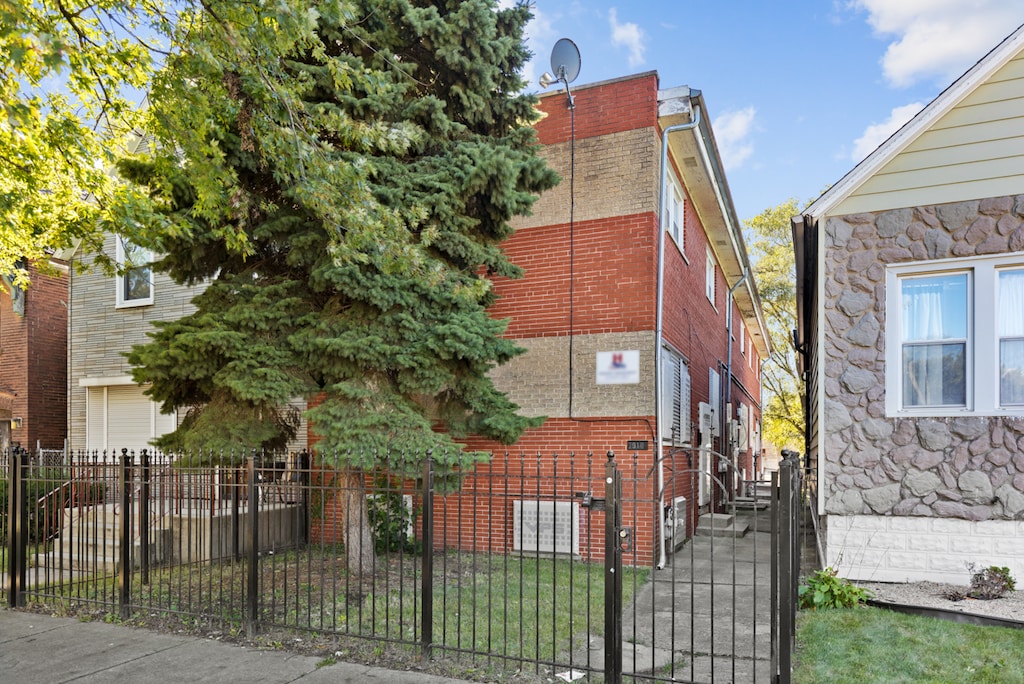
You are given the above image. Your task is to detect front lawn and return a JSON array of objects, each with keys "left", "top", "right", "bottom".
[{"left": 795, "top": 606, "right": 1024, "bottom": 683}]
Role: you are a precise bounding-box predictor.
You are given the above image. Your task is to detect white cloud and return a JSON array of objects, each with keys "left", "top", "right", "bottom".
[
  {"left": 851, "top": 0, "right": 1023, "bottom": 87},
  {"left": 713, "top": 107, "right": 757, "bottom": 171},
  {"left": 608, "top": 8, "right": 646, "bottom": 68},
  {"left": 851, "top": 101, "right": 925, "bottom": 161}
]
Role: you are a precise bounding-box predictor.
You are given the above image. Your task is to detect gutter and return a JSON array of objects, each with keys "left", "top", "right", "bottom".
[
  {"left": 724, "top": 270, "right": 749, "bottom": 483},
  {"left": 655, "top": 93, "right": 701, "bottom": 570},
  {"left": 689, "top": 91, "right": 771, "bottom": 360}
]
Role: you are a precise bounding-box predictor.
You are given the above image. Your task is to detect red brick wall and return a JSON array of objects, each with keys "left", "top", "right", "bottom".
[
  {"left": 0, "top": 263, "right": 67, "bottom": 450},
  {"left": 536, "top": 73, "right": 659, "bottom": 146},
  {"left": 27, "top": 266, "right": 68, "bottom": 449},
  {"left": 492, "top": 213, "right": 658, "bottom": 338},
  {"left": 0, "top": 281, "right": 28, "bottom": 446}
]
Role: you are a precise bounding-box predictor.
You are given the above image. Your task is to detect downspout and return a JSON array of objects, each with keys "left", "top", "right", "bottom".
[
  {"left": 757, "top": 356, "right": 766, "bottom": 478},
  {"left": 655, "top": 99, "right": 701, "bottom": 570},
  {"left": 725, "top": 270, "right": 749, "bottom": 484}
]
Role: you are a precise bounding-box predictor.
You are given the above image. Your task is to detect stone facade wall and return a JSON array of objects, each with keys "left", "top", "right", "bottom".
[{"left": 822, "top": 194, "right": 1024, "bottom": 524}]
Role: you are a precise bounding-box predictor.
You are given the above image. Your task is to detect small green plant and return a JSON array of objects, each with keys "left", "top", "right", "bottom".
[
  {"left": 967, "top": 564, "right": 1016, "bottom": 599},
  {"left": 316, "top": 655, "right": 337, "bottom": 669},
  {"left": 366, "top": 475, "right": 418, "bottom": 554},
  {"left": 799, "top": 567, "right": 873, "bottom": 610}
]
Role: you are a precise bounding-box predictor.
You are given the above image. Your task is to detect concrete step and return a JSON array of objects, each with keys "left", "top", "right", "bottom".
[
  {"left": 40, "top": 528, "right": 172, "bottom": 572},
  {"left": 695, "top": 513, "right": 749, "bottom": 538},
  {"left": 733, "top": 496, "right": 769, "bottom": 510}
]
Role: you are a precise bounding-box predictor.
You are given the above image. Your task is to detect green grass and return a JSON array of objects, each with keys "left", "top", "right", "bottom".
[
  {"left": 795, "top": 606, "right": 1024, "bottom": 683},
  {"left": 28, "top": 547, "right": 647, "bottom": 671}
]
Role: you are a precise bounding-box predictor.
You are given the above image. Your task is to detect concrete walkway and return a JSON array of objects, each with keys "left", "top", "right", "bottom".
[
  {"left": 0, "top": 609, "right": 473, "bottom": 684},
  {"left": 587, "top": 508, "right": 779, "bottom": 683}
]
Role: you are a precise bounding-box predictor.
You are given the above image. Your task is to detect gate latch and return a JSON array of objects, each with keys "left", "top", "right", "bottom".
[
  {"left": 617, "top": 526, "right": 633, "bottom": 552},
  {"left": 575, "top": 491, "right": 606, "bottom": 512}
]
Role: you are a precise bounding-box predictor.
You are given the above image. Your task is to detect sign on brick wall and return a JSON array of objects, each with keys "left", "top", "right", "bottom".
[{"left": 596, "top": 350, "right": 640, "bottom": 384}]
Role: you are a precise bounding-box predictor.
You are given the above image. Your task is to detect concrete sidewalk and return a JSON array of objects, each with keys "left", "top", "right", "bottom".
[{"left": 0, "top": 609, "right": 473, "bottom": 683}]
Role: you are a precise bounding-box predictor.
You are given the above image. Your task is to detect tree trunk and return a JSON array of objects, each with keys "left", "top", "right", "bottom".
[{"left": 340, "top": 468, "right": 376, "bottom": 576}]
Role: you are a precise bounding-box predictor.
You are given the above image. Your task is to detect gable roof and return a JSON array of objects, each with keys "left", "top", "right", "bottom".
[{"left": 802, "top": 22, "right": 1024, "bottom": 220}]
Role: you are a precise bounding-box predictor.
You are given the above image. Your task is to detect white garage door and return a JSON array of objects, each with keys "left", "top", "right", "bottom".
[{"left": 86, "top": 385, "right": 176, "bottom": 456}]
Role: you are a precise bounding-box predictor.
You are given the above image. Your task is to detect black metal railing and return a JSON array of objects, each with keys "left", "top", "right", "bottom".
[{"left": 3, "top": 445, "right": 813, "bottom": 683}]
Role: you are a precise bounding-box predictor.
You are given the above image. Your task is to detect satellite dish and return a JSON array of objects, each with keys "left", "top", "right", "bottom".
[{"left": 550, "top": 38, "right": 581, "bottom": 84}]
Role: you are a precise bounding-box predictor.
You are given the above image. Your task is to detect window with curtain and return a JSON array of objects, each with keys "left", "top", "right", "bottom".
[
  {"left": 900, "top": 273, "right": 968, "bottom": 407},
  {"left": 886, "top": 255, "right": 1024, "bottom": 416},
  {"left": 1000, "top": 268, "right": 1024, "bottom": 405}
]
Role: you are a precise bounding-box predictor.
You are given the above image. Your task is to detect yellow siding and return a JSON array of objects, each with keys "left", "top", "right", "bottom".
[{"left": 834, "top": 53, "right": 1024, "bottom": 215}]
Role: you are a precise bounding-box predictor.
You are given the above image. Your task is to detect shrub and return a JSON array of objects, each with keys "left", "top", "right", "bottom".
[
  {"left": 366, "top": 476, "right": 418, "bottom": 554},
  {"left": 968, "top": 564, "right": 1016, "bottom": 600},
  {"left": 799, "top": 567, "right": 873, "bottom": 610}
]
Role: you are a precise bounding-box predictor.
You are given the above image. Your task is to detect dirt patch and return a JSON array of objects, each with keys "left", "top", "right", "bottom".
[{"left": 854, "top": 580, "right": 1024, "bottom": 623}]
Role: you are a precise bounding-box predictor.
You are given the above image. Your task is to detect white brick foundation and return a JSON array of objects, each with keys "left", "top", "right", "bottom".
[{"left": 825, "top": 515, "right": 1024, "bottom": 584}]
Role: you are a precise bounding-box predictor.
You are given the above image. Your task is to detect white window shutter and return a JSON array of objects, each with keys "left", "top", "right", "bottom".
[
  {"left": 661, "top": 351, "right": 674, "bottom": 440},
  {"left": 679, "top": 363, "right": 691, "bottom": 443},
  {"left": 739, "top": 403, "right": 749, "bottom": 450},
  {"left": 708, "top": 368, "right": 721, "bottom": 437}
]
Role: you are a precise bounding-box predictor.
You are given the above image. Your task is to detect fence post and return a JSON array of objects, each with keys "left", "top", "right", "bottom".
[
  {"left": 246, "top": 453, "right": 259, "bottom": 637},
  {"left": 7, "top": 448, "right": 27, "bottom": 607},
  {"left": 140, "top": 450, "right": 150, "bottom": 585},
  {"left": 770, "top": 468, "right": 780, "bottom": 680},
  {"left": 298, "top": 451, "right": 310, "bottom": 545},
  {"left": 421, "top": 451, "right": 434, "bottom": 663},
  {"left": 119, "top": 450, "right": 133, "bottom": 619},
  {"left": 778, "top": 454, "right": 795, "bottom": 684},
  {"left": 604, "top": 451, "right": 622, "bottom": 684},
  {"left": 232, "top": 465, "right": 241, "bottom": 561}
]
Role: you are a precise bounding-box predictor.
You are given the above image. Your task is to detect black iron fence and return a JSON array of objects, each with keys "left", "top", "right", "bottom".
[{"left": 3, "top": 446, "right": 813, "bottom": 683}]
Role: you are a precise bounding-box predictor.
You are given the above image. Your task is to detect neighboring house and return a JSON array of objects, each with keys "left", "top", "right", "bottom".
[
  {"left": 68, "top": 233, "right": 199, "bottom": 455},
  {"left": 0, "top": 260, "right": 68, "bottom": 452},
  {"left": 793, "top": 24, "right": 1024, "bottom": 583},
  {"left": 68, "top": 233, "right": 309, "bottom": 458},
  {"left": 452, "top": 72, "right": 771, "bottom": 565}
]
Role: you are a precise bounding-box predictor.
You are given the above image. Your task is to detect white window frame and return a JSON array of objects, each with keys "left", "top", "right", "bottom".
[
  {"left": 660, "top": 348, "right": 692, "bottom": 444},
  {"left": 665, "top": 177, "right": 686, "bottom": 255},
  {"left": 115, "top": 236, "right": 153, "bottom": 308},
  {"left": 885, "top": 253, "right": 1024, "bottom": 417},
  {"left": 739, "top": 319, "right": 746, "bottom": 356},
  {"left": 705, "top": 247, "right": 716, "bottom": 306}
]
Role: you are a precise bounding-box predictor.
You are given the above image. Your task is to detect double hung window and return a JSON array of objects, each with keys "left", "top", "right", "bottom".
[
  {"left": 899, "top": 273, "right": 968, "bottom": 408},
  {"left": 1000, "top": 269, "right": 1024, "bottom": 405},
  {"left": 705, "top": 248, "right": 716, "bottom": 305},
  {"left": 665, "top": 179, "right": 685, "bottom": 251},
  {"left": 116, "top": 237, "right": 153, "bottom": 307},
  {"left": 886, "top": 256, "right": 1024, "bottom": 415}
]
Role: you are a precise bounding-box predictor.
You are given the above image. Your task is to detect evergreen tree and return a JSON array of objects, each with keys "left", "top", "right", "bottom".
[{"left": 119, "top": 0, "right": 556, "bottom": 571}]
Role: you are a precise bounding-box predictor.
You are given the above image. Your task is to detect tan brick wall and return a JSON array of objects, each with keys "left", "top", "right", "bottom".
[
  {"left": 491, "top": 330, "right": 656, "bottom": 418},
  {"left": 513, "top": 127, "right": 660, "bottom": 231}
]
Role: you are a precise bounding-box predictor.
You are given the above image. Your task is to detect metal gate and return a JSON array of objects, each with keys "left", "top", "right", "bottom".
[{"left": 606, "top": 448, "right": 803, "bottom": 683}]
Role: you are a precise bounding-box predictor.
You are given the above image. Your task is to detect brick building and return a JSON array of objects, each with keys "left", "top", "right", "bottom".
[
  {"left": 0, "top": 260, "right": 69, "bottom": 452},
  {"left": 444, "top": 72, "right": 771, "bottom": 566}
]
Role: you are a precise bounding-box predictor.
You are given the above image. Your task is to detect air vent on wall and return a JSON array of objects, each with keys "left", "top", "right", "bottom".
[{"left": 513, "top": 500, "right": 580, "bottom": 555}]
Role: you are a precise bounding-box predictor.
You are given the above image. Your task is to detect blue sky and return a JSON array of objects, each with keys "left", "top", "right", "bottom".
[{"left": 510, "top": 0, "right": 1024, "bottom": 223}]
